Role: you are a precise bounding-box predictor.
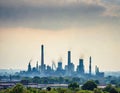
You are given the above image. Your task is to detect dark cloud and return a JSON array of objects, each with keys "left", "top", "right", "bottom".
[{"left": 0, "top": 0, "right": 119, "bottom": 30}]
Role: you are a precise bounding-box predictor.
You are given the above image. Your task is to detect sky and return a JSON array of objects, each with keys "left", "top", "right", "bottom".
[{"left": 0, "top": 0, "right": 120, "bottom": 72}]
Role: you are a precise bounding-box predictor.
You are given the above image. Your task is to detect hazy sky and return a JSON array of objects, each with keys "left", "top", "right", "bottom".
[{"left": 0, "top": 0, "right": 120, "bottom": 72}]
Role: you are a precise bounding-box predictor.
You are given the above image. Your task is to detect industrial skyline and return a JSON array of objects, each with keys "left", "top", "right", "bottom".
[{"left": 18, "top": 45, "right": 104, "bottom": 77}]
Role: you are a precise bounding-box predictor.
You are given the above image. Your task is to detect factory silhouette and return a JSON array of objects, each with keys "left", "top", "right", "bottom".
[{"left": 18, "top": 45, "right": 104, "bottom": 78}]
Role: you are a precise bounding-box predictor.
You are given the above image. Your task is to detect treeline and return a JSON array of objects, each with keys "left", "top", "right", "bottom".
[
  {"left": 20, "top": 76, "right": 85, "bottom": 84},
  {"left": 20, "top": 76, "right": 120, "bottom": 86},
  {"left": 1, "top": 75, "right": 120, "bottom": 85},
  {"left": 0, "top": 80, "right": 120, "bottom": 93}
]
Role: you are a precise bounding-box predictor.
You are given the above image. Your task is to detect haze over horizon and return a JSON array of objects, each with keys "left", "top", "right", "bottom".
[{"left": 0, "top": 0, "right": 120, "bottom": 72}]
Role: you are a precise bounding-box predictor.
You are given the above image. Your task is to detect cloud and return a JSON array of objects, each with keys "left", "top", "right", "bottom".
[
  {"left": 101, "top": 0, "right": 120, "bottom": 17},
  {"left": 0, "top": 0, "right": 120, "bottom": 30},
  {"left": 0, "top": 0, "right": 104, "bottom": 29},
  {"left": 78, "top": 0, "right": 120, "bottom": 17}
]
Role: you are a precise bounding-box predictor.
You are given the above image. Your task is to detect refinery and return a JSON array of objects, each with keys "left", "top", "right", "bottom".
[{"left": 18, "top": 45, "right": 104, "bottom": 78}]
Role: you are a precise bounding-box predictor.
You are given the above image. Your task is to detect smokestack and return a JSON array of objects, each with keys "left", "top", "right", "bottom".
[
  {"left": 79, "top": 59, "right": 84, "bottom": 74},
  {"left": 89, "top": 56, "right": 92, "bottom": 75},
  {"left": 68, "top": 51, "right": 71, "bottom": 67},
  {"left": 67, "top": 51, "right": 71, "bottom": 75},
  {"left": 41, "top": 45, "right": 44, "bottom": 72}
]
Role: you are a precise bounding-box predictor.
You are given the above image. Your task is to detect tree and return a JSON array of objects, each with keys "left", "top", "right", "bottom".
[
  {"left": 110, "top": 80, "right": 117, "bottom": 84},
  {"left": 32, "top": 76, "right": 40, "bottom": 83},
  {"left": 21, "top": 79, "right": 29, "bottom": 85},
  {"left": 68, "top": 82, "right": 79, "bottom": 90},
  {"left": 94, "top": 88, "right": 103, "bottom": 93},
  {"left": 47, "top": 87, "right": 51, "bottom": 91},
  {"left": 94, "top": 80, "right": 99, "bottom": 85},
  {"left": 103, "top": 84, "right": 118, "bottom": 93},
  {"left": 59, "top": 77, "right": 64, "bottom": 84},
  {"left": 11, "top": 83, "right": 26, "bottom": 93},
  {"left": 82, "top": 80, "right": 97, "bottom": 90},
  {"left": 110, "top": 88, "right": 118, "bottom": 93}
]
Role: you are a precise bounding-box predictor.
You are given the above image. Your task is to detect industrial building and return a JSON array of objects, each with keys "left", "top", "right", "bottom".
[{"left": 19, "top": 45, "right": 104, "bottom": 77}]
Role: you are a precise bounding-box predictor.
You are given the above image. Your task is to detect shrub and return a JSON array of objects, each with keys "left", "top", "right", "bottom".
[
  {"left": 11, "top": 83, "right": 25, "bottom": 93},
  {"left": 94, "top": 88, "right": 103, "bottom": 93},
  {"left": 82, "top": 80, "right": 97, "bottom": 91},
  {"left": 103, "top": 84, "right": 118, "bottom": 93},
  {"left": 68, "top": 82, "right": 79, "bottom": 90},
  {"left": 47, "top": 87, "right": 51, "bottom": 91}
]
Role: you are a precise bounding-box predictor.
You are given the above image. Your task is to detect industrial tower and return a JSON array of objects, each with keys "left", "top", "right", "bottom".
[
  {"left": 41, "top": 45, "right": 44, "bottom": 73},
  {"left": 68, "top": 51, "right": 71, "bottom": 75},
  {"left": 89, "top": 56, "right": 92, "bottom": 75}
]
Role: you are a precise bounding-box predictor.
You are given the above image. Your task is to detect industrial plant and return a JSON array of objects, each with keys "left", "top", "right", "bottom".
[{"left": 18, "top": 45, "right": 104, "bottom": 78}]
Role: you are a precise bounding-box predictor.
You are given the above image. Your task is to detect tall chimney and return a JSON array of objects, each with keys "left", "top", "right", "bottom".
[
  {"left": 89, "top": 56, "right": 92, "bottom": 75},
  {"left": 41, "top": 45, "right": 44, "bottom": 72},
  {"left": 68, "top": 51, "right": 71, "bottom": 75}
]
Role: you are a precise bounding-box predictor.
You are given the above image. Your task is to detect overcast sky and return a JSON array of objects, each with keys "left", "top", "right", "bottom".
[{"left": 0, "top": 0, "right": 120, "bottom": 72}]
